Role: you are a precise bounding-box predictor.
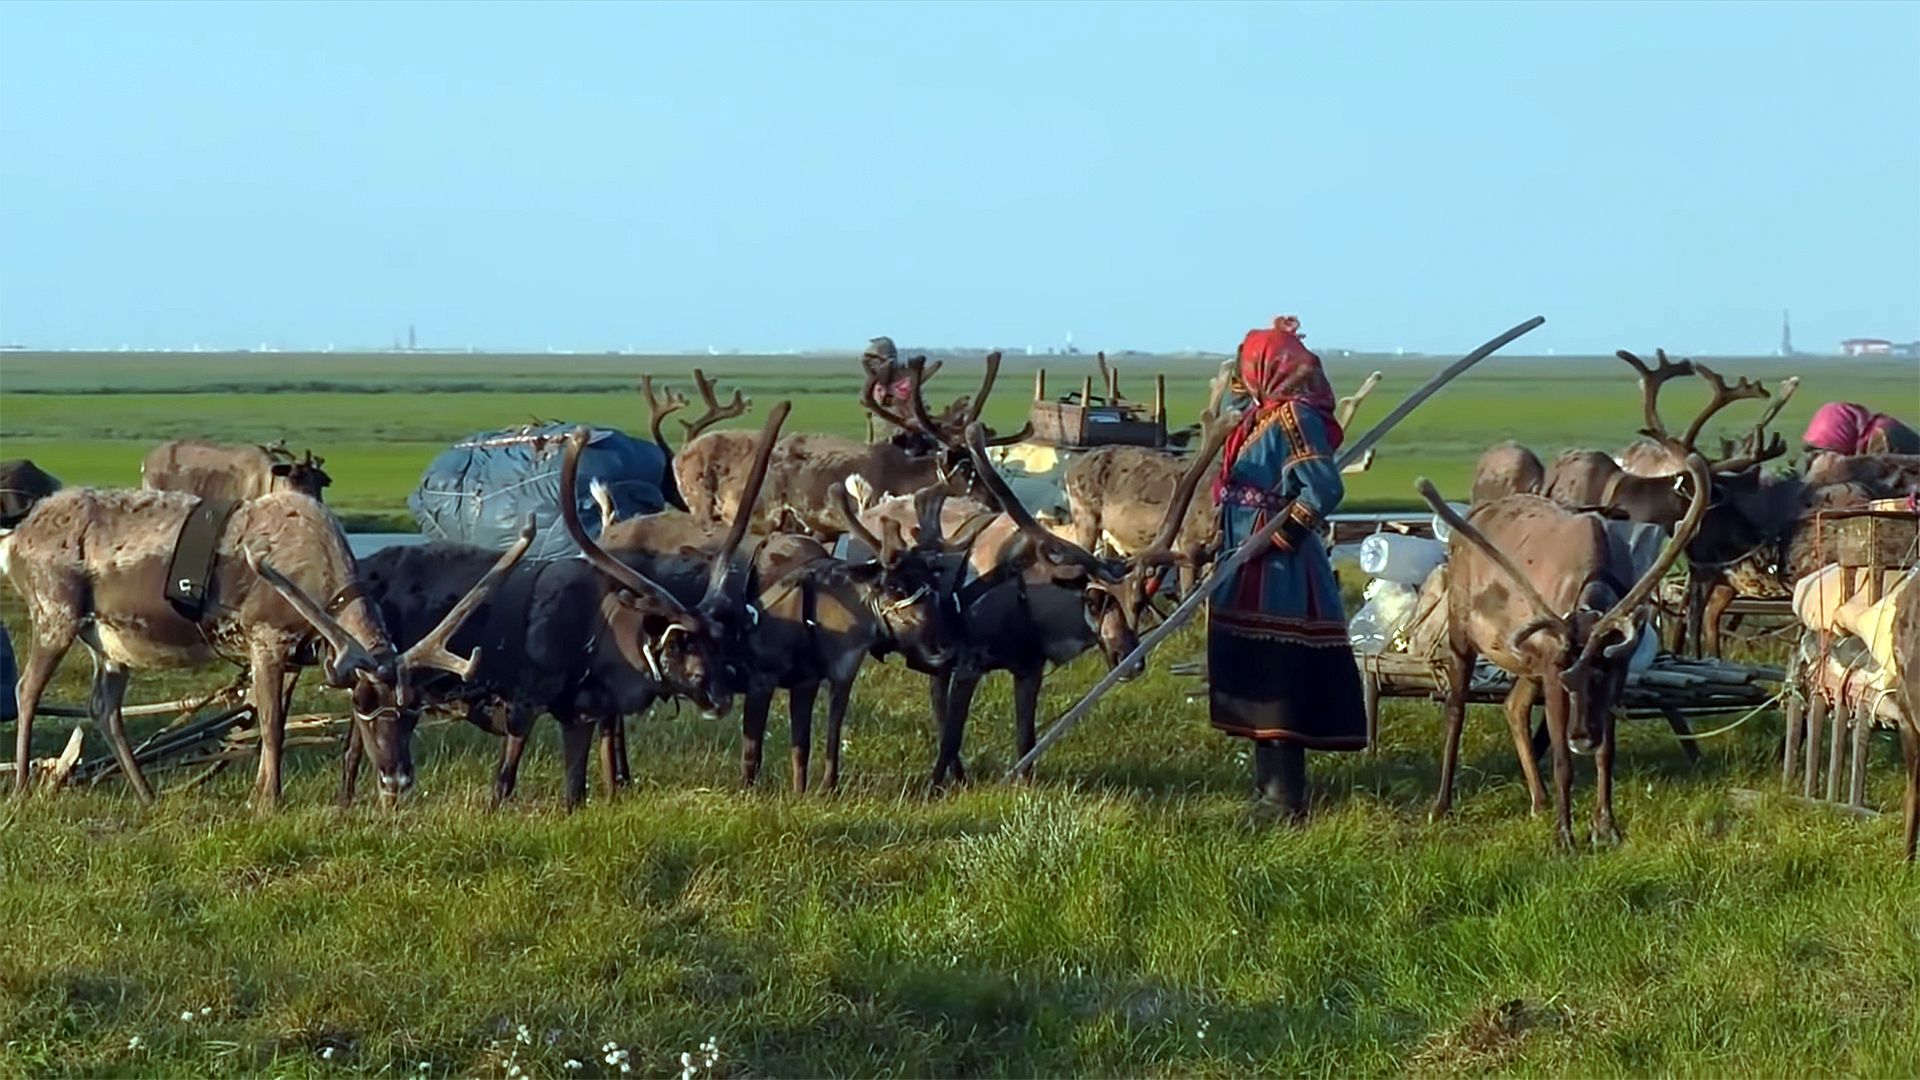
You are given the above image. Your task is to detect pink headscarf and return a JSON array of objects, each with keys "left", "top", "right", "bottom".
[{"left": 1804, "top": 402, "right": 1890, "bottom": 455}]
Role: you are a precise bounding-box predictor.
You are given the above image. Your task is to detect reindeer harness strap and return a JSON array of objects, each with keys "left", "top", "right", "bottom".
[{"left": 164, "top": 497, "right": 240, "bottom": 622}]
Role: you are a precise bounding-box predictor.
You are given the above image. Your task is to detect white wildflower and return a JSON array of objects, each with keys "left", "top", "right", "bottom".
[
  {"left": 517, "top": 1024, "right": 532, "bottom": 1045},
  {"left": 565, "top": 1062, "right": 583, "bottom": 1072},
  {"left": 603, "top": 1042, "right": 619, "bottom": 1053},
  {"left": 620, "top": 1067, "right": 630, "bottom": 1075},
  {"left": 180, "top": 1011, "right": 195, "bottom": 1022},
  {"left": 321, "top": 1046, "right": 336, "bottom": 1060},
  {"left": 201, "top": 1006, "right": 213, "bottom": 1016},
  {"left": 127, "top": 1035, "right": 143, "bottom": 1050}
]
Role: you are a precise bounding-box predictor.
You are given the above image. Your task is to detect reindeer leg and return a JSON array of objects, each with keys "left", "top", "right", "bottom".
[
  {"left": 559, "top": 717, "right": 593, "bottom": 811},
  {"left": 12, "top": 629, "right": 74, "bottom": 798},
  {"left": 1593, "top": 708, "right": 1620, "bottom": 847},
  {"left": 337, "top": 713, "right": 368, "bottom": 808},
  {"left": 822, "top": 678, "right": 853, "bottom": 793},
  {"left": 1501, "top": 679, "right": 1546, "bottom": 815},
  {"left": 1703, "top": 582, "right": 1735, "bottom": 659},
  {"left": 491, "top": 703, "right": 535, "bottom": 808},
  {"left": 936, "top": 670, "right": 982, "bottom": 791},
  {"left": 1429, "top": 647, "right": 1472, "bottom": 822},
  {"left": 927, "top": 669, "right": 956, "bottom": 789},
  {"left": 249, "top": 651, "right": 288, "bottom": 814},
  {"left": 1010, "top": 666, "right": 1043, "bottom": 786},
  {"left": 741, "top": 688, "right": 773, "bottom": 789},
  {"left": 93, "top": 662, "right": 154, "bottom": 807},
  {"left": 1543, "top": 676, "right": 1575, "bottom": 852},
  {"left": 788, "top": 682, "right": 818, "bottom": 795}
]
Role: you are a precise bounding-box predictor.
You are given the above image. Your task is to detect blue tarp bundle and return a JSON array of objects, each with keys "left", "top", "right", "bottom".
[{"left": 408, "top": 424, "right": 670, "bottom": 561}]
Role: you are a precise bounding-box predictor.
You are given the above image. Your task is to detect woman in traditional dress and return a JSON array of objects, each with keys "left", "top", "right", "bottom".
[{"left": 1209, "top": 316, "right": 1368, "bottom": 820}]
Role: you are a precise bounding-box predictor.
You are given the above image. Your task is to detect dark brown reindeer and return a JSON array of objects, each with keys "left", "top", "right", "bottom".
[
  {"left": 597, "top": 463, "right": 973, "bottom": 794},
  {"left": 340, "top": 408, "right": 783, "bottom": 809},
  {"left": 0, "top": 459, "right": 62, "bottom": 528},
  {"left": 674, "top": 354, "right": 1028, "bottom": 541},
  {"left": 1416, "top": 453, "right": 1711, "bottom": 849},
  {"left": 143, "top": 439, "right": 333, "bottom": 502},
  {"left": 926, "top": 386, "right": 1237, "bottom": 789},
  {"left": 1, "top": 487, "right": 521, "bottom": 809}
]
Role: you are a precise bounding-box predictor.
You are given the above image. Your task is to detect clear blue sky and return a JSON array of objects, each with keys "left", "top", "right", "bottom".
[{"left": 1, "top": 0, "right": 1915, "bottom": 356}]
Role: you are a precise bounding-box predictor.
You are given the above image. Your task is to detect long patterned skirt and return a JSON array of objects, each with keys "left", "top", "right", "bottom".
[{"left": 1208, "top": 531, "right": 1368, "bottom": 751}]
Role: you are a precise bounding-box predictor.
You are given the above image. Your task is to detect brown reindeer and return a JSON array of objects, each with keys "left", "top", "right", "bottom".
[
  {"left": 1470, "top": 441, "right": 1545, "bottom": 505},
  {"left": 142, "top": 439, "right": 333, "bottom": 502},
  {"left": 674, "top": 354, "right": 1028, "bottom": 541},
  {"left": 1416, "top": 453, "right": 1711, "bottom": 849},
  {"left": 1062, "top": 367, "right": 1381, "bottom": 598},
  {"left": 1, "top": 487, "right": 523, "bottom": 808},
  {"left": 925, "top": 382, "right": 1238, "bottom": 789},
  {"left": 638, "top": 368, "right": 750, "bottom": 513}
]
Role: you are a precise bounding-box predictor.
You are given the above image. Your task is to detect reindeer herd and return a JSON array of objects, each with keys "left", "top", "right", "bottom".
[{"left": 1, "top": 348, "right": 1916, "bottom": 859}]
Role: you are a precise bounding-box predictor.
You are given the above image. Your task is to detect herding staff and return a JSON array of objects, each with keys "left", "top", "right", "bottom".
[{"left": 1007, "top": 315, "right": 1547, "bottom": 777}]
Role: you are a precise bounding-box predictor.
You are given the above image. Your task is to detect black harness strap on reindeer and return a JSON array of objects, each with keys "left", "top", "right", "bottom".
[{"left": 164, "top": 498, "right": 240, "bottom": 622}]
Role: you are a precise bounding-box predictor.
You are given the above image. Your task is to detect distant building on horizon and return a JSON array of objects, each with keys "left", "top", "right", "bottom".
[{"left": 1840, "top": 337, "right": 1893, "bottom": 356}]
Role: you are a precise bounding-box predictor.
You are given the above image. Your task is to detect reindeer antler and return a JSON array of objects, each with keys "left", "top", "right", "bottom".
[
  {"left": 678, "top": 370, "right": 752, "bottom": 441},
  {"left": 639, "top": 375, "right": 689, "bottom": 448},
  {"left": 1712, "top": 374, "right": 1797, "bottom": 474},
  {"left": 1616, "top": 348, "right": 1697, "bottom": 449},
  {"left": 964, "top": 422, "right": 1120, "bottom": 582},
  {"left": 397, "top": 518, "right": 537, "bottom": 681},
  {"left": 1336, "top": 371, "right": 1383, "bottom": 428},
  {"left": 1572, "top": 454, "right": 1712, "bottom": 671},
  {"left": 1132, "top": 368, "right": 1240, "bottom": 574},
  {"left": 1677, "top": 363, "right": 1769, "bottom": 451}
]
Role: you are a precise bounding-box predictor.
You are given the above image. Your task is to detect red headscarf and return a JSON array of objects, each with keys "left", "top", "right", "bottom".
[{"left": 1214, "top": 316, "right": 1343, "bottom": 497}]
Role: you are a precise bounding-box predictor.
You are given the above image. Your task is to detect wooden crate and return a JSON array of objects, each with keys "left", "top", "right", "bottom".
[
  {"left": 1028, "top": 401, "right": 1166, "bottom": 448},
  {"left": 1805, "top": 507, "right": 1919, "bottom": 578}
]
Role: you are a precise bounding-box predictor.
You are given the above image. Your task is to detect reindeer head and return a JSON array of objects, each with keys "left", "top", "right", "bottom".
[
  {"left": 562, "top": 401, "right": 792, "bottom": 719},
  {"left": 1420, "top": 453, "right": 1712, "bottom": 752},
  {"left": 830, "top": 481, "right": 999, "bottom": 674},
  {"left": 862, "top": 353, "right": 1033, "bottom": 500},
  {"left": 270, "top": 449, "right": 332, "bottom": 499},
  {"left": 247, "top": 520, "right": 535, "bottom": 802}
]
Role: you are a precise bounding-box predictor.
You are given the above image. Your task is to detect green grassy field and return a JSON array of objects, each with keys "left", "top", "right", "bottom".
[{"left": 2, "top": 350, "right": 1917, "bottom": 1078}]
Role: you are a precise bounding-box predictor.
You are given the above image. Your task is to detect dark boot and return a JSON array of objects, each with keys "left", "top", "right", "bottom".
[{"left": 1253, "top": 739, "right": 1309, "bottom": 823}]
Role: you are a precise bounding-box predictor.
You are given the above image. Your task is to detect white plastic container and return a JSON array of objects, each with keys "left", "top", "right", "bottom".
[
  {"left": 1430, "top": 503, "right": 1470, "bottom": 545},
  {"left": 1358, "top": 533, "right": 1448, "bottom": 586}
]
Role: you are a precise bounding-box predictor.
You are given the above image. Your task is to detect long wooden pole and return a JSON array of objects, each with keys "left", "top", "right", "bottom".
[{"left": 1007, "top": 315, "right": 1547, "bottom": 777}]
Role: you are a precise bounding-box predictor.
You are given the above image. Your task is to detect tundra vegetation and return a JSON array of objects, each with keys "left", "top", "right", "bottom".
[{"left": 1, "top": 350, "right": 1916, "bottom": 1078}]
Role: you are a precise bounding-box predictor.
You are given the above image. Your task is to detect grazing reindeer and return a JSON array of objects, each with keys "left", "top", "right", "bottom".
[
  {"left": 143, "top": 439, "right": 333, "bottom": 503},
  {"left": 599, "top": 471, "right": 970, "bottom": 793},
  {"left": 926, "top": 383, "right": 1237, "bottom": 789},
  {"left": 341, "top": 408, "right": 784, "bottom": 809},
  {"left": 1416, "top": 453, "right": 1711, "bottom": 849},
  {"left": 1, "top": 487, "right": 521, "bottom": 808},
  {"left": 674, "top": 354, "right": 1028, "bottom": 541}
]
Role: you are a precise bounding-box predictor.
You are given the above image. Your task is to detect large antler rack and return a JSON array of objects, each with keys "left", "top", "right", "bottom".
[
  {"left": 638, "top": 375, "right": 689, "bottom": 448},
  {"left": 1130, "top": 365, "right": 1241, "bottom": 577},
  {"left": 678, "top": 370, "right": 752, "bottom": 441},
  {"left": 1616, "top": 348, "right": 1697, "bottom": 449},
  {"left": 1713, "top": 374, "right": 1797, "bottom": 475},
  {"left": 963, "top": 422, "right": 1121, "bottom": 583},
  {"left": 1676, "top": 363, "right": 1770, "bottom": 452}
]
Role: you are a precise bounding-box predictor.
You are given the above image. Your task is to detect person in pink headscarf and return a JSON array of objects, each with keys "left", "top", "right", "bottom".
[{"left": 1802, "top": 402, "right": 1919, "bottom": 457}]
